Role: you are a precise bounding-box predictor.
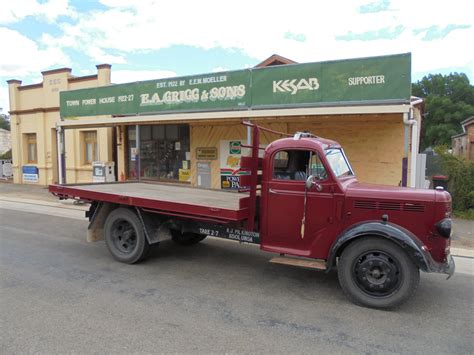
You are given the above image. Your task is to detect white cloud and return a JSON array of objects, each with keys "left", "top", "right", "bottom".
[
  {"left": 86, "top": 47, "right": 126, "bottom": 64},
  {"left": 0, "top": 28, "right": 70, "bottom": 77},
  {"left": 0, "top": 0, "right": 76, "bottom": 24},
  {"left": 0, "top": 85, "right": 10, "bottom": 112},
  {"left": 36, "top": 0, "right": 473, "bottom": 81},
  {"left": 112, "top": 69, "right": 176, "bottom": 84},
  {"left": 212, "top": 67, "right": 229, "bottom": 73}
]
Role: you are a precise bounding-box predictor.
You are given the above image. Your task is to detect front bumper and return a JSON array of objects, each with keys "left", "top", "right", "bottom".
[{"left": 425, "top": 253, "right": 455, "bottom": 279}]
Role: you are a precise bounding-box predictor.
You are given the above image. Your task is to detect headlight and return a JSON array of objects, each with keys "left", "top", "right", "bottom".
[{"left": 436, "top": 218, "right": 452, "bottom": 239}]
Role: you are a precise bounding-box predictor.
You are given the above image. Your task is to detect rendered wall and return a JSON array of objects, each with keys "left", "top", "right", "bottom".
[{"left": 8, "top": 66, "right": 113, "bottom": 185}]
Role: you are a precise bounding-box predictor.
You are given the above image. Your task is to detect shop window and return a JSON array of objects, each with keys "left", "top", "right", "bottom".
[
  {"left": 273, "top": 150, "right": 327, "bottom": 181},
  {"left": 24, "top": 133, "right": 37, "bottom": 164},
  {"left": 137, "top": 124, "right": 190, "bottom": 181},
  {"left": 82, "top": 131, "right": 98, "bottom": 164},
  {"left": 152, "top": 125, "right": 165, "bottom": 140}
]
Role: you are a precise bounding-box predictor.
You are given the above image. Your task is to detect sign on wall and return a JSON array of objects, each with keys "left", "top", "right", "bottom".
[
  {"left": 60, "top": 53, "right": 411, "bottom": 118},
  {"left": 0, "top": 160, "right": 13, "bottom": 178},
  {"left": 61, "top": 69, "right": 251, "bottom": 118},
  {"left": 22, "top": 166, "right": 38, "bottom": 183},
  {"left": 196, "top": 147, "right": 218, "bottom": 160},
  {"left": 219, "top": 140, "right": 249, "bottom": 190},
  {"left": 197, "top": 162, "right": 211, "bottom": 188},
  {"left": 251, "top": 53, "right": 411, "bottom": 107}
]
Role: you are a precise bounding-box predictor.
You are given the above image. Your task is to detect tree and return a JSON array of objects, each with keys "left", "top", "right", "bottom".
[
  {"left": 412, "top": 73, "right": 474, "bottom": 150},
  {"left": 0, "top": 112, "right": 10, "bottom": 131}
]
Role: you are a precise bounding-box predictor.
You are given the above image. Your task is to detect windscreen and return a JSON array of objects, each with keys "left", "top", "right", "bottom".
[{"left": 325, "top": 148, "right": 353, "bottom": 178}]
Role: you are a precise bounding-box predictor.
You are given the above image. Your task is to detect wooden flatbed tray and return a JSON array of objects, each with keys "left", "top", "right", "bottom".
[{"left": 49, "top": 182, "right": 250, "bottom": 222}]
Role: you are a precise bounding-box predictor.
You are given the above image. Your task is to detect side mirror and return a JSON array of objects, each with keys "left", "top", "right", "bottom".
[
  {"left": 305, "top": 175, "right": 316, "bottom": 190},
  {"left": 306, "top": 175, "right": 322, "bottom": 191}
]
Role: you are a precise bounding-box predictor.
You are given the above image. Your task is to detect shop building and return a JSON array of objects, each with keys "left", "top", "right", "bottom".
[
  {"left": 8, "top": 53, "right": 423, "bottom": 188},
  {"left": 58, "top": 53, "right": 422, "bottom": 189},
  {"left": 7, "top": 65, "right": 114, "bottom": 184}
]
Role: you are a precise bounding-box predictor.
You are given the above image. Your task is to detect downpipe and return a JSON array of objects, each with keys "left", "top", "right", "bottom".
[{"left": 403, "top": 98, "right": 423, "bottom": 188}]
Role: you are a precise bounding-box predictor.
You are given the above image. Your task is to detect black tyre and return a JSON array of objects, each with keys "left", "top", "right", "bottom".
[
  {"left": 171, "top": 230, "right": 207, "bottom": 246},
  {"left": 104, "top": 208, "right": 150, "bottom": 264},
  {"left": 337, "top": 237, "right": 420, "bottom": 309}
]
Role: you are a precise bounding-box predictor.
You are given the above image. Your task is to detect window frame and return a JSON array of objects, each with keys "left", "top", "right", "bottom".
[
  {"left": 82, "top": 130, "right": 98, "bottom": 165},
  {"left": 24, "top": 133, "right": 37, "bottom": 164},
  {"left": 324, "top": 148, "right": 354, "bottom": 179}
]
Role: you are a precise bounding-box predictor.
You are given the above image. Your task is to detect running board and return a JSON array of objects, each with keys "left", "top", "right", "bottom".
[{"left": 270, "top": 255, "right": 326, "bottom": 270}]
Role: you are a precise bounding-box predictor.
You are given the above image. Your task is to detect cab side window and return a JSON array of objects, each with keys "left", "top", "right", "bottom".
[
  {"left": 273, "top": 150, "right": 328, "bottom": 181},
  {"left": 309, "top": 153, "right": 328, "bottom": 181},
  {"left": 273, "top": 150, "right": 310, "bottom": 180}
]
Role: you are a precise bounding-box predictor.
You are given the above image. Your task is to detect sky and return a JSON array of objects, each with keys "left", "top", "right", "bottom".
[{"left": 1, "top": 0, "right": 473, "bottom": 112}]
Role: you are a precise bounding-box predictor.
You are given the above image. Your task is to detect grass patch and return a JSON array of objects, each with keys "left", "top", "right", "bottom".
[{"left": 453, "top": 209, "right": 474, "bottom": 220}]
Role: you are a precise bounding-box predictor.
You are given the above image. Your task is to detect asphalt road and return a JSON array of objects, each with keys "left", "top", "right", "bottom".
[{"left": 1, "top": 207, "right": 473, "bottom": 354}]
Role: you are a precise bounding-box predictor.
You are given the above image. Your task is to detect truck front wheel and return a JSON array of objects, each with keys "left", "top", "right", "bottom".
[
  {"left": 104, "top": 208, "right": 149, "bottom": 264},
  {"left": 337, "top": 238, "right": 420, "bottom": 309}
]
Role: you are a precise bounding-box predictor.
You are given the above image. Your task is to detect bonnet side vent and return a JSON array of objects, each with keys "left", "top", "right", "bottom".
[
  {"left": 354, "top": 200, "right": 425, "bottom": 212},
  {"left": 354, "top": 200, "right": 377, "bottom": 210},
  {"left": 403, "top": 203, "right": 425, "bottom": 212},
  {"left": 378, "top": 202, "right": 401, "bottom": 211}
]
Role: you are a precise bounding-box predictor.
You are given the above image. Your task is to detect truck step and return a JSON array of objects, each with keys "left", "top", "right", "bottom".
[{"left": 269, "top": 255, "right": 326, "bottom": 270}]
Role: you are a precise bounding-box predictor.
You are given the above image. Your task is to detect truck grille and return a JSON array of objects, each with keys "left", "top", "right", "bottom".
[{"left": 354, "top": 200, "right": 425, "bottom": 212}]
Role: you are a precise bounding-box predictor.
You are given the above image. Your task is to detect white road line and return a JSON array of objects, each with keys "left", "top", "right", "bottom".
[{"left": 0, "top": 200, "right": 86, "bottom": 221}]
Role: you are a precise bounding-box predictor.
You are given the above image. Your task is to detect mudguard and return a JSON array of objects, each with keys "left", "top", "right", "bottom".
[{"left": 327, "top": 221, "right": 439, "bottom": 273}]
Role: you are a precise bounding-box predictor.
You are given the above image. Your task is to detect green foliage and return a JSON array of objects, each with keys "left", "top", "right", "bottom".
[
  {"left": 0, "top": 149, "right": 12, "bottom": 159},
  {"left": 435, "top": 146, "right": 474, "bottom": 213},
  {"left": 0, "top": 114, "right": 10, "bottom": 131},
  {"left": 412, "top": 73, "right": 474, "bottom": 150}
]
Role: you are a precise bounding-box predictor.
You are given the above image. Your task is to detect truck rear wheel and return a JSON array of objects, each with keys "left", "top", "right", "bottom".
[
  {"left": 104, "top": 208, "right": 149, "bottom": 264},
  {"left": 171, "top": 230, "right": 207, "bottom": 246},
  {"left": 337, "top": 237, "right": 420, "bottom": 309}
]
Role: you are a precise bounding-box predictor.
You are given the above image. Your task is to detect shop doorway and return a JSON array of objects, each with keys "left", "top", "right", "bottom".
[{"left": 127, "top": 124, "right": 190, "bottom": 182}]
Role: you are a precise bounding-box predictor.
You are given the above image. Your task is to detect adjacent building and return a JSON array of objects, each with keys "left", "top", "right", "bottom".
[
  {"left": 0, "top": 128, "right": 11, "bottom": 155},
  {"left": 7, "top": 65, "right": 114, "bottom": 184},
  {"left": 452, "top": 116, "right": 474, "bottom": 160}
]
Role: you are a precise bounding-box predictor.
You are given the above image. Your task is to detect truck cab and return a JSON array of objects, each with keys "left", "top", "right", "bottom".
[{"left": 260, "top": 134, "right": 348, "bottom": 258}]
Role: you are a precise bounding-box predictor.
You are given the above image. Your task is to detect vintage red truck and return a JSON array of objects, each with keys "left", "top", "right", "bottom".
[{"left": 49, "top": 121, "right": 454, "bottom": 309}]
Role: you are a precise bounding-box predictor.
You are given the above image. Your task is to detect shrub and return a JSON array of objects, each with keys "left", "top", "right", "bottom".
[{"left": 435, "top": 146, "right": 474, "bottom": 212}]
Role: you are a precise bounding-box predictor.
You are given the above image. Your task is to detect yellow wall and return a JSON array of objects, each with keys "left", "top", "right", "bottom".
[
  {"left": 189, "top": 121, "right": 287, "bottom": 189},
  {"left": 8, "top": 66, "right": 113, "bottom": 185},
  {"left": 189, "top": 113, "right": 406, "bottom": 188},
  {"left": 288, "top": 114, "right": 405, "bottom": 185}
]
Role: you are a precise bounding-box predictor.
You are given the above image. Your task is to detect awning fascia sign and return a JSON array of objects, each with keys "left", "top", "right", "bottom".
[
  {"left": 60, "top": 53, "right": 411, "bottom": 119},
  {"left": 57, "top": 104, "right": 411, "bottom": 129}
]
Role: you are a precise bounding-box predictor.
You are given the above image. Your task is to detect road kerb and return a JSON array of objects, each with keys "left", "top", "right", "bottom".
[
  {"left": 450, "top": 247, "right": 474, "bottom": 258},
  {"left": 0, "top": 196, "right": 88, "bottom": 211}
]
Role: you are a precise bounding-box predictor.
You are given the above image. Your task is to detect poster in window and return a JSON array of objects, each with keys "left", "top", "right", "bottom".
[
  {"left": 219, "top": 140, "right": 248, "bottom": 189},
  {"left": 219, "top": 140, "right": 266, "bottom": 189}
]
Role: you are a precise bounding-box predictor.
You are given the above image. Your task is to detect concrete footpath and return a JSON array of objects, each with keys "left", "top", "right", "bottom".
[{"left": 1, "top": 181, "right": 473, "bottom": 259}]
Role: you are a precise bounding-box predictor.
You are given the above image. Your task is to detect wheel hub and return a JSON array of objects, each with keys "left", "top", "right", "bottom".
[
  {"left": 111, "top": 219, "right": 137, "bottom": 254},
  {"left": 353, "top": 251, "right": 401, "bottom": 296}
]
